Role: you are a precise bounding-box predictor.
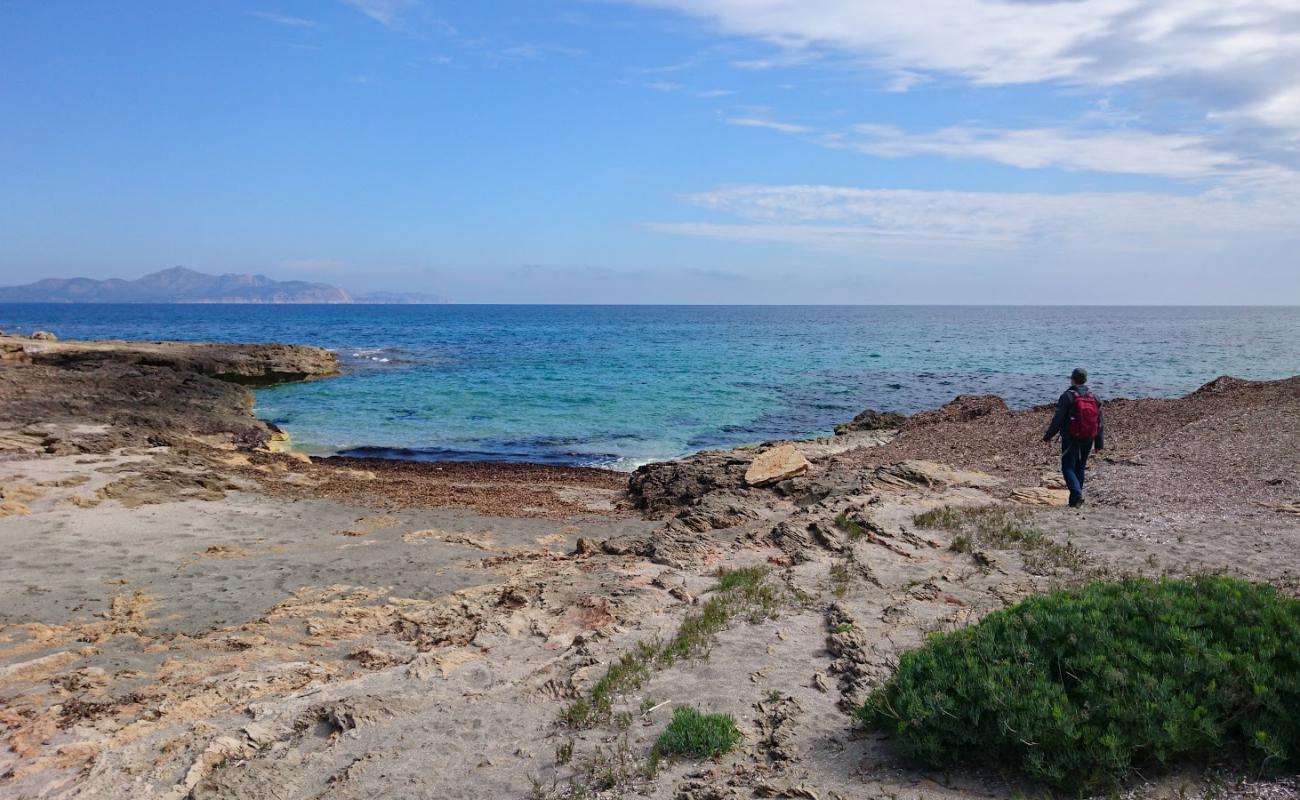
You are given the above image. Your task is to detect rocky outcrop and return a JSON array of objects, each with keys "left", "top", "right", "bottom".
[
  {"left": 0, "top": 335, "right": 340, "bottom": 456},
  {"left": 628, "top": 451, "right": 751, "bottom": 515},
  {"left": 744, "top": 445, "right": 811, "bottom": 486},
  {"left": 5, "top": 335, "right": 339, "bottom": 386},
  {"left": 904, "top": 394, "right": 1008, "bottom": 428},
  {"left": 834, "top": 408, "right": 905, "bottom": 435},
  {"left": 871, "top": 460, "right": 1002, "bottom": 491}
]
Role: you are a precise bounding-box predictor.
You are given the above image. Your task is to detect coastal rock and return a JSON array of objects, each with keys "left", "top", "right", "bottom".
[
  {"left": 674, "top": 492, "right": 762, "bottom": 532},
  {"left": 1009, "top": 486, "right": 1070, "bottom": 506},
  {"left": 31, "top": 330, "right": 58, "bottom": 341},
  {"left": 834, "top": 408, "right": 906, "bottom": 435},
  {"left": 0, "top": 341, "right": 28, "bottom": 362},
  {"left": 745, "top": 445, "right": 811, "bottom": 486},
  {"left": 6, "top": 335, "right": 339, "bottom": 386},
  {"left": 905, "top": 394, "right": 1009, "bottom": 428},
  {"left": 628, "top": 451, "right": 750, "bottom": 514}
]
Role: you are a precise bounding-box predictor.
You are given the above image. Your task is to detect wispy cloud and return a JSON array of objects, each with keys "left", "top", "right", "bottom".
[
  {"left": 843, "top": 125, "right": 1253, "bottom": 181},
  {"left": 653, "top": 182, "right": 1300, "bottom": 259},
  {"left": 491, "top": 43, "right": 584, "bottom": 62},
  {"left": 626, "top": 0, "right": 1300, "bottom": 166},
  {"left": 340, "top": 0, "right": 417, "bottom": 29},
  {"left": 250, "top": 11, "right": 318, "bottom": 29},
  {"left": 727, "top": 116, "right": 811, "bottom": 134}
]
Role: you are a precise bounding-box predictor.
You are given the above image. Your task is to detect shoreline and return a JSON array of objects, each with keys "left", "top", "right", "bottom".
[{"left": 1, "top": 333, "right": 1298, "bottom": 799}]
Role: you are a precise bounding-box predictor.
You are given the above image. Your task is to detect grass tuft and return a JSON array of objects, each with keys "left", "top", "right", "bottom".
[
  {"left": 653, "top": 706, "right": 742, "bottom": 760},
  {"left": 834, "top": 511, "right": 869, "bottom": 540},
  {"left": 561, "top": 566, "right": 781, "bottom": 728},
  {"left": 916, "top": 504, "right": 1089, "bottom": 574}
]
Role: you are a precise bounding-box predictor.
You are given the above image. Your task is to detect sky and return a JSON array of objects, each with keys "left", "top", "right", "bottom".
[{"left": 1, "top": 0, "right": 1298, "bottom": 304}]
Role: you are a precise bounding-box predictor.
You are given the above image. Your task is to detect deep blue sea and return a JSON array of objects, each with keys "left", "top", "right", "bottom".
[{"left": 4, "top": 305, "right": 1298, "bottom": 469}]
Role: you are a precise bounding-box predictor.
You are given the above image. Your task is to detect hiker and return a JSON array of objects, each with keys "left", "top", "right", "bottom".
[{"left": 1043, "top": 367, "right": 1104, "bottom": 508}]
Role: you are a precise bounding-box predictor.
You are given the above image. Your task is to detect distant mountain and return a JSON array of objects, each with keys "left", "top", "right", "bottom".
[{"left": 0, "top": 267, "right": 354, "bottom": 304}]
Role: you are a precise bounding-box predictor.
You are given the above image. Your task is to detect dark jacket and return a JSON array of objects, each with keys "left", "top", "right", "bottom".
[{"left": 1043, "top": 384, "right": 1104, "bottom": 450}]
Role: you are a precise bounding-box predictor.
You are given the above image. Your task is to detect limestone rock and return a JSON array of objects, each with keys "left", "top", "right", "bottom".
[
  {"left": 744, "top": 445, "right": 811, "bottom": 486},
  {"left": 1039, "top": 471, "right": 1067, "bottom": 489},
  {"left": 9, "top": 335, "right": 339, "bottom": 386},
  {"left": 873, "top": 460, "right": 1001, "bottom": 490},
  {"left": 1010, "top": 486, "right": 1070, "bottom": 506}
]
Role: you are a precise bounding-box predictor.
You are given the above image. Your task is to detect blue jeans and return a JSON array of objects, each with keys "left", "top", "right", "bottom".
[{"left": 1061, "top": 439, "right": 1093, "bottom": 504}]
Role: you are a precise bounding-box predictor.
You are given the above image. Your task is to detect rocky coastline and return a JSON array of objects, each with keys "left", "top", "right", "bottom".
[{"left": 1, "top": 334, "right": 1297, "bottom": 799}]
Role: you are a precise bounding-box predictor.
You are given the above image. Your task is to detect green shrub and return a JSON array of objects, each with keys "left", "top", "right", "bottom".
[
  {"left": 654, "top": 706, "right": 741, "bottom": 759},
  {"left": 859, "top": 577, "right": 1300, "bottom": 792}
]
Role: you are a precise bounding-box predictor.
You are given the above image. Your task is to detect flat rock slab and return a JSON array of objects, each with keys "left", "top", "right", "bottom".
[
  {"left": 1010, "top": 486, "right": 1071, "bottom": 506},
  {"left": 745, "top": 444, "right": 811, "bottom": 486}
]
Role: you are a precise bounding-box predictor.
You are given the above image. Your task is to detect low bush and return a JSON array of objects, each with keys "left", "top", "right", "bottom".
[
  {"left": 859, "top": 577, "right": 1300, "bottom": 792},
  {"left": 654, "top": 706, "right": 741, "bottom": 759}
]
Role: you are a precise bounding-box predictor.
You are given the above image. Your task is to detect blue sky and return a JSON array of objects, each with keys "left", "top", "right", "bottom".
[{"left": 2, "top": 0, "right": 1298, "bottom": 303}]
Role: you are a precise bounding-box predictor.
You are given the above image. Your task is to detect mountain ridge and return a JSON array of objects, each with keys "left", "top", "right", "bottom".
[{"left": 0, "top": 267, "right": 355, "bottom": 304}]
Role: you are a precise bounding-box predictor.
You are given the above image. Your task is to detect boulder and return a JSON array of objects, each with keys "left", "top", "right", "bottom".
[
  {"left": 745, "top": 445, "right": 811, "bottom": 487},
  {"left": 834, "top": 408, "right": 906, "bottom": 435},
  {"left": 627, "top": 451, "right": 750, "bottom": 514},
  {"left": 30, "top": 331, "right": 57, "bottom": 341}
]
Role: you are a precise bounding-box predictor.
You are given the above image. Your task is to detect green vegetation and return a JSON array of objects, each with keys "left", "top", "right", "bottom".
[
  {"left": 562, "top": 566, "right": 781, "bottom": 728},
  {"left": 914, "top": 504, "right": 1089, "bottom": 574},
  {"left": 829, "top": 561, "right": 854, "bottom": 597},
  {"left": 859, "top": 577, "right": 1300, "bottom": 792},
  {"left": 834, "top": 511, "right": 869, "bottom": 540},
  {"left": 653, "top": 706, "right": 742, "bottom": 760}
]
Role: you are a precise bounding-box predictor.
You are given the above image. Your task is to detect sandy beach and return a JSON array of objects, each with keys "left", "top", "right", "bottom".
[{"left": 1, "top": 333, "right": 1298, "bottom": 799}]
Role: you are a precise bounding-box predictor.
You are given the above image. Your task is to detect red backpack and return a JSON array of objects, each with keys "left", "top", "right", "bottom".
[{"left": 1068, "top": 390, "right": 1100, "bottom": 439}]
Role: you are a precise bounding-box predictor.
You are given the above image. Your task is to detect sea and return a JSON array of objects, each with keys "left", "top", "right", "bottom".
[{"left": 4, "top": 304, "right": 1298, "bottom": 470}]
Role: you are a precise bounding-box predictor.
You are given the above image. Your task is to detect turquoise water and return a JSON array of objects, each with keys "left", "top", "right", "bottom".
[{"left": 3, "top": 305, "right": 1298, "bottom": 469}]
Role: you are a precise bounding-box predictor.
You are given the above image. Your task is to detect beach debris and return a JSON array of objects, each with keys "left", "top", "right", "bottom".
[{"left": 745, "top": 445, "right": 811, "bottom": 486}]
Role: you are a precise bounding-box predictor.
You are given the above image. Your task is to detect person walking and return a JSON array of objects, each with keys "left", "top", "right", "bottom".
[{"left": 1043, "top": 368, "right": 1104, "bottom": 508}]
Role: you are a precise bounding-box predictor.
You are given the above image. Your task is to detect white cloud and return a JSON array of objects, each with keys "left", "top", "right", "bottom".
[
  {"left": 656, "top": 183, "right": 1300, "bottom": 254},
  {"left": 628, "top": 0, "right": 1300, "bottom": 137},
  {"left": 844, "top": 125, "right": 1250, "bottom": 180},
  {"left": 250, "top": 11, "right": 318, "bottom": 29},
  {"left": 340, "top": 0, "right": 417, "bottom": 29},
  {"left": 727, "top": 116, "right": 811, "bottom": 134}
]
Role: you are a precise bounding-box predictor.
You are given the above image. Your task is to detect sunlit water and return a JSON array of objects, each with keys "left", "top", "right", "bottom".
[{"left": 5, "top": 305, "right": 1297, "bottom": 469}]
